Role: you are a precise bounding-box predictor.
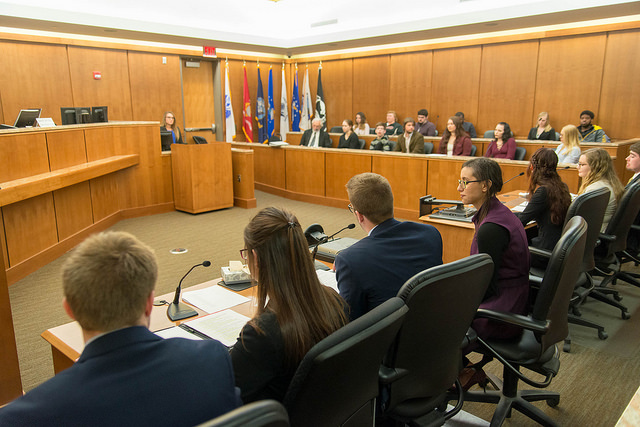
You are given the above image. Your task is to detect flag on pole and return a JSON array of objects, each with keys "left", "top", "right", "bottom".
[
  {"left": 256, "top": 64, "right": 268, "bottom": 144},
  {"left": 267, "top": 66, "right": 275, "bottom": 142},
  {"left": 224, "top": 60, "right": 236, "bottom": 142},
  {"left": 300, "top": 66, "right": 312, "bottom": 130},
  {"left": 242, "top": 63, "right": 253, "bottom": 142},
  {"left": 315, "top": 64, "right": 326, "bottom": 131},
  {"left": 291, "top": 65, "right": 301, "bottom": 132},
  {"left": 280, "top": 66, "right": 290, "bottom": 140}
]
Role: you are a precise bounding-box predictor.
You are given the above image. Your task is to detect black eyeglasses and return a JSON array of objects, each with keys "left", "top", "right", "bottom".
[
  {"left": 457, "top": 179, "right": 482, "bottom": 189},
  {"left": 240, "top": 249, "right": 248, "bottom": 260},
  {"left": 348, "top": 203, "right": 355, "bottom": 214}
]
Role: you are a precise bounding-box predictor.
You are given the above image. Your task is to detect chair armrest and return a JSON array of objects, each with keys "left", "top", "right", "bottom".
[
  {"left": 476, "top": 309, "right": 550, "bottom": 333},
  {"left": 631, "top": 224, "right": 640, "bottom": 232},
  {"left": 379, "top": 366, "right": 409, "bottom": 385},
  {"left": 599, "top": 233, "right": 616, "bottom": 243},
  {"left": 529, "top": 247, "right": 552, "bottom": 259},
  {"left": 528, "top": 274, "right": 543, "bottom": 286}
]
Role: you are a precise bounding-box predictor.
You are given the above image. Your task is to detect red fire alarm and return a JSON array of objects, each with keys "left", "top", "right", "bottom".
[
  {"left": 93, "top": 71, "right": 102, "bottom": 80},
  {"left": 203, "top": 46, "right": 216, "bottom": 58}
]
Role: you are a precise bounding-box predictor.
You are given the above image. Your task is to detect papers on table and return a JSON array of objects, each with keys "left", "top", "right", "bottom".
[
  {"left": 317, "top": 269, "right": 338, "bottom": 292},
  {"left": 182, "top": 285, "right": 250, "bottom": 314},
  {"left": 511, "top": 201, "right": 529, "bottom": 213},
  {"left": 155, "top": 325, "right": 202, "bottom": 341},
  {"left": 155, "top": 309, "right": 250, "bottom": 347}
]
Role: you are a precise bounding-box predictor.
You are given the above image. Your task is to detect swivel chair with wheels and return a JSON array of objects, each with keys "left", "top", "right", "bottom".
[
  {"left": 379, "top": 254, "right": 493, "bottom": 426},
  {"left": 464, "top": 216, "right": 587, "bottom": 427}
]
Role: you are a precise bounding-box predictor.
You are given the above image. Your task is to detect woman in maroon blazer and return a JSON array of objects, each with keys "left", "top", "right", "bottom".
[
  {"left": 438, "top": 115, "right": 472, "bottom": 156},
  {"left": 484, "top": 122, "right": 516, "bottom": 159}
]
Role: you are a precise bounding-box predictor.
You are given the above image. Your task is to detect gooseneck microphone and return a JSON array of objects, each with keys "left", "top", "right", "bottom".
[
  {"left": 167, "top": 260, "right": 211, "bottom": 321},
  {"left": 503, "top": 171, "right": 525, "bottom": 185},
  {"left": 311, "top": 224, "right": 356, "bottom": 260}
]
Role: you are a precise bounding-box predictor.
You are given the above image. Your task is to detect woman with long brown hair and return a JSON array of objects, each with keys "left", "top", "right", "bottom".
[
  {"left": 517, "top": 148, "right": 571, "bottom": 257},
  {"left": 438, "top": 115, "right": 472, "bottom": 156},
  {"left": 230, "top": 207, "right": 348, "bottom": 403}
]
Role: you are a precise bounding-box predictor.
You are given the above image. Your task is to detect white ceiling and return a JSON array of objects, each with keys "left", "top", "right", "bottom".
[{"left": 1, "top": 0, "right": 639, "bottom": 55}]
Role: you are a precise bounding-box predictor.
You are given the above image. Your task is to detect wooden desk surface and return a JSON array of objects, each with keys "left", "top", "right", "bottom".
[
  {"left": 41, "top": 280, "right": 256, "bottom": 374},
  {"left": 420, "top": 191, "right": 528, "bottom": 263}
]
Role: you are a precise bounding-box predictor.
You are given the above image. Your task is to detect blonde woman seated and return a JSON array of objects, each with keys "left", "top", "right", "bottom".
[
  {"left": 577, "top": 148, "right": 625, "bottom": 232},
  {"left": 527, "top": 112, "right": 556, "bottom": 141},
  {"left": 230, "top": 207, "right": 348, "bottom": 403},
  {"left": 555, "top": 125, "right": 581, "bottom": 164}
]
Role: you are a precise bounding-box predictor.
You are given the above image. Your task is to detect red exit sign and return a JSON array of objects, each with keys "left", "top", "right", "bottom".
[{"left": 203, "top": 46, "right": 216, "bottom": 58}]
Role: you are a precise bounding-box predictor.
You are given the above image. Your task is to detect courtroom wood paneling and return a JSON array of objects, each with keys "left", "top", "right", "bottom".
[
  {"left": 599, "top": 30, "right": 640, "bottom": 140},
  {"left": 533, "top": 34, "right": 607, "bottom": 130},
  {"left": 325, "top": 152, "right": 372, "bottom": 201},
  {"left": 231, "top": 148, "right": 257, "bottom": 209},
  {"left": 477, "top": 41, "right": 539, "bottom": 137},
  {"left": 0, "top": 238, "right": 21, "bottom": 403},
  {"left": 427, "top": 157, "right": 472, "bottom": 200},
  {"left": 389, "top": 51, "right": 433, "bottom": 125},
  {"left": 127, "top": 51, "right": 183, "bottom": 127},
  {"left": 285, "top": 148, "right": 325, "bottom": 196},
  {"left": 3, "top": 194, "right": 58, "bottom": 266},
  {"left": 0, "top": 132, "right": 50, "bottom": 182},
  {"left": 251, "top": 144, "right": 286, "bottom": 189},
  {"left": 431, "top": 46, "right": 482, "bottom": 135},
  {"left": 53, "top": 183, "right": 94, "bottom": 240},
  {"left": 89, "top": 175, "right": 121, "bottom": 221},
  {"left": 182, "top": 60, "right": 216, "bottom": 129},
  {"left": 353, "top": 56, "right": 390, "bottom": 126},
  {"left": 319, "top": 59, "right": 353, "bottom": 131},
  {"left": 67, "top": 46, "right": 134, "bottom": 121},
  {"left": 0, "top": 41, "right": 73, "bottom": 124},
  {"left": 46, "top": 129, "right": 87, "bottom": 169},
  {"left": 372, "top": 155, "right": 428, "bottom": 212}
]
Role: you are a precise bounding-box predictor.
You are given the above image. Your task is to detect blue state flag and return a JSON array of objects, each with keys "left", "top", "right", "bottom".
[
  {"left": 267, "top": 67, "right": 275, "bottom": 141},
  {"left": 291, "top": 68, "right": 301, "bottom": 131},
  {"left": 256, "top": 66, "right": 268, "bottom": 144}
]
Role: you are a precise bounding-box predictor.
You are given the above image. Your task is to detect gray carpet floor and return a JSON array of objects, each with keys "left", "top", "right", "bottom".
[{"left": 8, "top": 189, "right": 640, "bottom": 425}]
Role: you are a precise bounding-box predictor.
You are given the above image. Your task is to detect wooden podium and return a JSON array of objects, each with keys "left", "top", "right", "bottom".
[{"left": 171, "top": 143, "right": 233, "bottom": 213}]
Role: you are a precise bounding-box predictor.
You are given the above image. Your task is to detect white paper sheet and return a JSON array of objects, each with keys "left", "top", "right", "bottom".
[
  {"left": 317, "top": 269, "right": 338, "bottom": 292},
  {"left": 183, "top": 310, "right": 250, "bottom": 347},
  {"left": 154, "top": 326, "right": 202, "bottom": 341},
  {"left": 182, "top": 285, "right": 250, "bottom": 314}
]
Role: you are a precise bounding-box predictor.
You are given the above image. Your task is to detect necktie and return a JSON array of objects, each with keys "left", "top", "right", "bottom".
[{"left": 312, "top": 132, "right": 318, "bottom": 147}]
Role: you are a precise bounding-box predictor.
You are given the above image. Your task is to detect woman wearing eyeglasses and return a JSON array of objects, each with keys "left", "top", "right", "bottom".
[
  {"left": 230, "top": 207, "right": 348, "bottom": 403},
  {"left": 516, "top": 148, "right": 571, "bottom": 265},
  {"left": 457, "top": 158, "right": 530, "bottom": 388},
  {"left": 161, "top": 111, "right": 183, "bottom": 145}
]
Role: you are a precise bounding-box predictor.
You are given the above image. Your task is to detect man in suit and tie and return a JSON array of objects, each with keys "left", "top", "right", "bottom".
[
  {"left": 335, "top": 173, "right": 443, "bottom": 320},
  {"left": 0, "top": 231, "right": 241, "bottom": 426},
  {"left": 394, "top": 118, "right": 425, "bottom": 154},
  {"left": 300, "top": 118, "right": 332, "bottom": 148}
]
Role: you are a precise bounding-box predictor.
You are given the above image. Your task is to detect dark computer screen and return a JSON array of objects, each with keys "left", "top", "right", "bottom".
[
  {"left": 91, "top": 106, "right": 108, "bottom": 123},
  {"left": 61, "top": 108, "right": 78, "bottom": 125},
  {"left": 77, "top": 107, "right": 92, "bottom": 124},
  {"left": 160, "top": 130, "right": 173, "bottom": 151},
  {"left": 13, "top": 109, "right": 42, "bottom": 127}
]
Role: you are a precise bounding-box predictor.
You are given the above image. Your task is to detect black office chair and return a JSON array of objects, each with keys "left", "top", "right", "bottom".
[
  {"left": 464, "top": 216, "right": 587, "bottom": 427},
  {"left": 283, "top": 297, "right": 408, "bottom": 427},
  {"left": 358, "top": 138, "right": 365, "bottom": 149},
  {"left": 529, "top": 188, "right": 610, "bottom": 351},
  {"left": 192, "top": 135, "right": 208, "bottom": 144},
  {"left": 196, "top": 400, "right": 289, "bottom": 427},
  {"left": 330, "top": 126, "right": 342, "bottom": 133},
  {"left": 591, "top": 181, "right": 640, "bottom": 318},
  {"left": 388, "top": 140, "right": 397, "bottom": 151},
  {"left": 483, "top": 130, "right": 494, "bottom": 139},
  {"left": 514, "top": 146, "right": 526, "bottom": 161},
  {"left": 379, "top": 254, "right": 493, "bottom": 426},
  {"left": 470, "top": 144, "right": 477, "bottom": 156},
  {"left": 423, "top": 142, "right": 434, "bottom": 154}
]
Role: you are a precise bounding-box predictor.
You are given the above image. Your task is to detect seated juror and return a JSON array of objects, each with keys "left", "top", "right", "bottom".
[
  {"left": 438, "top": 116, "right": 472, "bottom": 156},
  {"left": 300, "top": 118, "right": 332, "bottom": 148},
  {"left": 338, "top": 119, "right": 360, "bottom": 149},
  {"left": 0, "top": 232, "right": 241, "bottom": 427},
  {"left": 370, "top": 122, "right": 393, "bottom": 151},
  {"left": 384, "top": 110, "right": 403, "bottom": 136},
  {"left": 335, "top": 173, "right": 443, "bottom": 321},
  {"left": 393, "top": 117, "right": 425, "bottom": 154},
  {"left": 230, "top": 207, "right": 348, "bottom": 403}
]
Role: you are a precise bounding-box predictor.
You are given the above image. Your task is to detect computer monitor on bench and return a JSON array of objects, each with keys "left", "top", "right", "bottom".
[{"left": 14, "top": 109, "right": 42, "bottom": 127}]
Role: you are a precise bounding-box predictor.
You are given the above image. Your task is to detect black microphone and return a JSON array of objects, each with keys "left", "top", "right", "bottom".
[
  {"left": 504, "top": 171, "right": 525, "bottom": 185},
  {"left": 167, "top": 260, "right": 211, "bottom": 321},
  {"left": 311, "top": 224, "right": 356, "bottom": 260}
]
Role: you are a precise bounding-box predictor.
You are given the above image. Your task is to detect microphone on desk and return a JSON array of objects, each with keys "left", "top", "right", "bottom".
[
  {"left": 503, "top": 171, "right": 525, "bottom": 185},
  {"left": 167, "top": 260, "right": 211, "bottom": 321},
  {"left": 311, "top": 223, "right": 356, "bottom": 260}
]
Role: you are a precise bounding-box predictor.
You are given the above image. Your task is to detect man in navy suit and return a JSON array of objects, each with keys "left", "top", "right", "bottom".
[
  {"left": 335, "top": 173, "right": 443, "bottom": 320},
  {"left": 0, "top": 231, "right": 241, "bottom": 427}
]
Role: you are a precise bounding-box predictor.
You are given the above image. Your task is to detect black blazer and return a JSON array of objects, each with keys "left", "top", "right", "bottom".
[
  {"left": 338, "top": 132, "right": 360, "bottom": 149},
  {"left": 527, "top": 127, "right": 556, "bottom": 141},
  {"left": 300, "top": 129, "right": 332, "bottom": 147}
]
